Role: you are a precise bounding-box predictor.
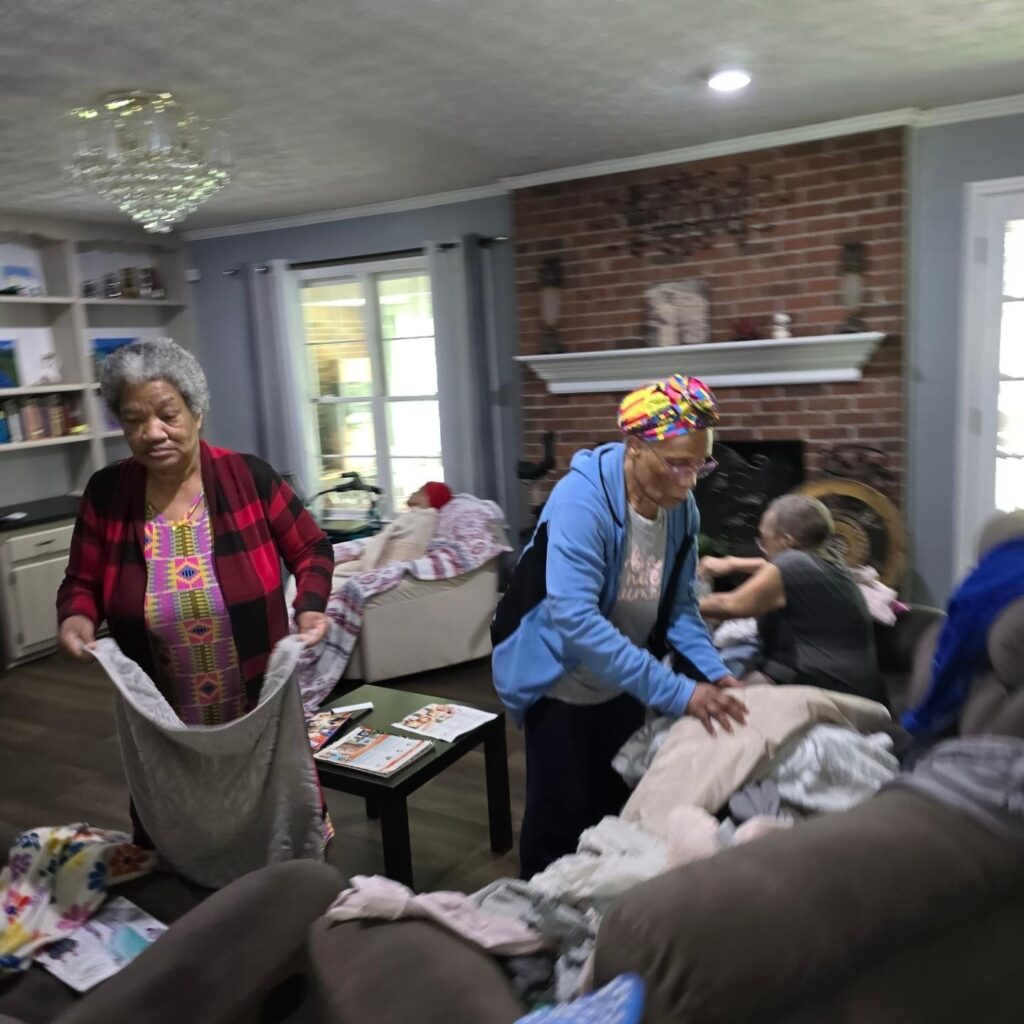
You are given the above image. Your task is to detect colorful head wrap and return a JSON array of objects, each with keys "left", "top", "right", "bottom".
[{"left": 617, "top": 374, "right": 719, "bottom": 441}]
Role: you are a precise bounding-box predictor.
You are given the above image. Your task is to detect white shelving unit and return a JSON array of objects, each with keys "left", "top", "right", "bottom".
[{"left": 0, "top": 213, "right": 198, "bottom": 493}]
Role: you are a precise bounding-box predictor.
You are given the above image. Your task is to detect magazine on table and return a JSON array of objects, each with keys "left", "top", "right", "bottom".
[
  {"left": 314, "top": 726, "right": 432, "bottom": 776},
  {"left": 37, "top": 896, "right": 167, "bottom": 993},
  {"left": 392, "top": 702, "right": 497, "bottom": 743},
  {"left": 306, "top": 708, "right": 369, "bottom": 752}
]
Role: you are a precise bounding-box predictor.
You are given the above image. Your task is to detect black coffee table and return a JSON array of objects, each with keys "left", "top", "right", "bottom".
[{"left": 313, "top": 683, "right": 513, "bottom": 888}]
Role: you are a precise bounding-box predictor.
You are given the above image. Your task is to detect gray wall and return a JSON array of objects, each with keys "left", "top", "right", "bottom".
[
  {"left": 907, "top": 113, "right": 1024, "bottom": 604},
  {"left": 186, "top": 195, "right": 515, "bottom": 454}
]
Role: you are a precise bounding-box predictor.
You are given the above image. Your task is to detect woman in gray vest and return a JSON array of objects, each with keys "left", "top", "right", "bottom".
[{"left": 698, "top": 494, "right": 884, "bottom": 703}]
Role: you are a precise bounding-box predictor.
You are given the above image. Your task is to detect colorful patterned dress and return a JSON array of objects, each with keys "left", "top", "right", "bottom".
[{"left": 143, "top": 492, "right": 248, "bottom": 726}]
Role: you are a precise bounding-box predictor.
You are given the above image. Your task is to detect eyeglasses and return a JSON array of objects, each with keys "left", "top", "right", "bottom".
[{"left": 644, "top": 443, "right": 718, "bottom": 480}]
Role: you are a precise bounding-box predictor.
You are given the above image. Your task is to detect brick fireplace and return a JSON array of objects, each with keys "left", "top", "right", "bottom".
[{"left": 513, "top": 128, "right": 905, "bottom": 513}]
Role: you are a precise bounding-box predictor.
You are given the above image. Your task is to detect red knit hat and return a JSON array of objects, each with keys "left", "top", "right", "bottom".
[{"left": 423, "top": 481, "right": 453, "bottom": 509}]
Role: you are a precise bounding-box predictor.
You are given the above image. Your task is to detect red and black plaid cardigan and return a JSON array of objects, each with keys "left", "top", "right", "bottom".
[{"left": 57, "top": 441, "right": 333, "bottom": 708}]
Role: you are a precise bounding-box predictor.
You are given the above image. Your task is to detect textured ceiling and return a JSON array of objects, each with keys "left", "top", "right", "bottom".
[{"left": 3, "top": 0, "right": 1024, "bottom": 230}]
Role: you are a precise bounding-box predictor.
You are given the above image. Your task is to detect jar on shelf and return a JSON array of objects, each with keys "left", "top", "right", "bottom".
[
  {"left": 147, "top": 266, "right": 166, "bottom": 300},
  {"left": 103, "top": 272, "right": 122, "bottom": 299},
  {"left": 81, "top": 279, "right": 98, "bottom": 299},
  {"left": 119, "top": 267, "right": 139, "bottom": 299}
]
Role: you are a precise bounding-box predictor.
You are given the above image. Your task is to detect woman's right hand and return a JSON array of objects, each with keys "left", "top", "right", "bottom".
[
  {"left": 685, "top": 682, "right": 748, "bottom": 736},
  {"left": 697, "top": 555, "right": 732, "bottom": 579},
  {"left": 58, "top": 615, "right": 96, "bottom": 662}
]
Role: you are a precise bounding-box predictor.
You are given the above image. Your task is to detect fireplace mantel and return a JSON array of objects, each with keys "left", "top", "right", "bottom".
[{"left": 516, "top": 333, "right": 886, "bottom": 394}]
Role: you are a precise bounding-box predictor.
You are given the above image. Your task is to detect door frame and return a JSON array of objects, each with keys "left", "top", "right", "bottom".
[{"left": 955, "top": 175, "right": 1024, "bottom": 577}]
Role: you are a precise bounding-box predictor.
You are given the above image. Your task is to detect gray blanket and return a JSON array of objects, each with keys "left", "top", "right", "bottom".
[
  {"left": 92, "top": 636, "right": 324, "bottom": 888},
  {"left": 889, "top": 736, "right": 1024, "bottom": 840}
]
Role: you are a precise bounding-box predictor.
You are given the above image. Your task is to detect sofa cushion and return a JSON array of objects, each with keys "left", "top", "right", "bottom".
[
  {"left": 778, "top": 897, "right": 1024, "bottom": 1024},
  {"left": 593, "top": 788, "right": 1024, "bottom": 1024},
  {"left": 310, "top": 917, "right": 524, "bottom": 1024}
]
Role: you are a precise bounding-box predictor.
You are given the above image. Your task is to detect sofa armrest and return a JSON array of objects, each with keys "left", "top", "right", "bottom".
[
  {"left": 309, "top": 917, "right": 524, "bottom": 1024},
  {"left": 593, "top": 788, "right": 1024, "bottom": 1024},
  {"left": 54, "top": 860, "right": 343, "bottom": 1024}
]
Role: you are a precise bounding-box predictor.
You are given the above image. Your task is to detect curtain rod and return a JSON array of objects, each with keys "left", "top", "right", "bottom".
[
  {"left": 221, "top": 237, "right": 510, "bottom": 275},
  {"left": 287, "top": 236, "right": 509, "bottom": 272}
]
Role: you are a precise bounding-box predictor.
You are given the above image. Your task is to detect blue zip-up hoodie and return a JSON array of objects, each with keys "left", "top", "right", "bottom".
[{"left": 492, "top": 442, "right": 729, "bottom": 726}]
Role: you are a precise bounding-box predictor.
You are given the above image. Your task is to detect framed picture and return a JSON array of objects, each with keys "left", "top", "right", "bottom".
[
  {"left": 643, "top": 280, "right": 710, "bottom": 347},
  {"left": 15, "top": 327, "right": 62, "bottom": 386},
  {"left": 87, "top": 329, "right": 166, "bottom": 430}
]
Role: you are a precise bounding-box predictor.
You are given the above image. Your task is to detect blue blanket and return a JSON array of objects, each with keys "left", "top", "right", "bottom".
[{"left": 902, "top": 538, "right": 1024, "bottom": 737}]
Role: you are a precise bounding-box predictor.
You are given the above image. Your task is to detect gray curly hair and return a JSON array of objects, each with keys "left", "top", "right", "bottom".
[{"left": 99, "top": 338, "right": 210, "bottom": 419}]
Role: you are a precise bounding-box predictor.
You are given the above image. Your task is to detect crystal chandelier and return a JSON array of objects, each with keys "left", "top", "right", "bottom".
[{"left": 66, "top": 91, "right": 231, "bottom": 233}]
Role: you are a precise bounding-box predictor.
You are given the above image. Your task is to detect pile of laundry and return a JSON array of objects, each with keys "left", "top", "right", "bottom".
[{"left": 326, "top": 684, "right": 903, "bottom": 1009}]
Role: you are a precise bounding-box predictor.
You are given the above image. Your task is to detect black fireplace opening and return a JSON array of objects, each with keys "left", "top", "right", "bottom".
[{"left": 694, "top": 440, "right": 805, "bottom": 557}]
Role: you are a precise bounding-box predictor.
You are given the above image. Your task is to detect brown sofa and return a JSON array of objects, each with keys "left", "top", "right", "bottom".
[
  {"left": 309, "top": 601, "right": 1024, "bottom": 1024},
  {"left": 0, "top": 858, "right": 344, "bottom": 1024}
]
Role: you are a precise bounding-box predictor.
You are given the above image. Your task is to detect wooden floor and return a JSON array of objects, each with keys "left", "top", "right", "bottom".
[{"left": 0, "top": 653, "right": 525, "bottom": 894}]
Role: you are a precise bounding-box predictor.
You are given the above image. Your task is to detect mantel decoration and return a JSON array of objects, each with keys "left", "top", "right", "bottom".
[
  {"left": 607, "top": 166, "right": 790, "bottom": 260},
  {"left": 66, "top": 90, "right": 232, "bottom": 233},
  {"left": 644, "top": 280, "right": 709, "bottom": 347},
  {"left": 538, "top": 255, "right": 565, "bottom": 354},
  {"left": 837, "top": 241, "right": 868, "bottom": 333}
]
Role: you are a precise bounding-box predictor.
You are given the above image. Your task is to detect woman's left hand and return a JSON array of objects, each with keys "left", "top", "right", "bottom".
[{"left": 296, "top": 611, "right": 329, "bottom": 647}]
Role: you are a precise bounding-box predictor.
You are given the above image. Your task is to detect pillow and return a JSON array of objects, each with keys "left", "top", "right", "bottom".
[{"left": 362, "top": 508, "right": 438, "bottom": 569}]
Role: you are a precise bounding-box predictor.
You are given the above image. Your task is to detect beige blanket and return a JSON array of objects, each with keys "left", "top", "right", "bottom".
[{"left": 622, "top": 685, "right": 891, "bottom": 839}]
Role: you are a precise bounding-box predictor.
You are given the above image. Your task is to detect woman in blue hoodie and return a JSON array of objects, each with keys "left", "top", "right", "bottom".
[{"left": 492, "top": 374, "right": 747, "bottom": 877}]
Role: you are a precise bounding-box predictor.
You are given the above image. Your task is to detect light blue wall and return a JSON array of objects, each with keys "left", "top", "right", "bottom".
[
  {"left": 186, "top": 194, "right": 515, "bottom": 455},
  {"left": 907, "top": 113, "right": 1024, "bottom": 604}
]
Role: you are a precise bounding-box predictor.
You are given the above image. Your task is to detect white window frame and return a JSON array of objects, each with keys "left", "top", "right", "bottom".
[
  {"left": 955, "top": 176, "right": 1024, "bottom": 576},
  {"left": 296, "top": 256, "right": 441, "bottom": 518}
]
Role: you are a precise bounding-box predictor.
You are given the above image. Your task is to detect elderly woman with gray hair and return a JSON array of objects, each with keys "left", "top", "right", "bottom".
[
  {"left": 698, "top": 493, "right": 884, "bottom": 703},
  {"left": 57, "top": 339, "right": 333, "bottom": 734}
]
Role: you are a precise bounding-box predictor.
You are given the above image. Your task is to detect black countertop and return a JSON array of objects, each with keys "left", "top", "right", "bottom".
[{"left": 0, "top": 494, "right": 81, "bottom": 532}]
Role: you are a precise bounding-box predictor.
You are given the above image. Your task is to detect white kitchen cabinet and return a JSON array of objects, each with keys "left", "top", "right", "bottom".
[{"left": 0, "top": 520, "right": 73, "bottom": 666}]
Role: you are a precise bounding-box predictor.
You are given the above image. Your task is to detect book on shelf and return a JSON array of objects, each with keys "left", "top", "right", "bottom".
[
  {"left": 19, "top": 398, "right": 46, "bottom": 440},
  {"left": 2, "top": 399, "right": 23, "bottom": 442},
  {"left": 36, "top": 896, "right": 167, "bottom": 993},
  {"left": 0, "top": 340, "right": 18, "bottom": 388},
  {"left": 392, "top": 702, "right": 497, "bottom": 743},
  {"left": 307, "top": 708, "right": 369, "bottom": 752},
  {"left": 0, "top": 394, "right": 80, "bottom": 444},
  {"left": 313, "top": 726, "right": 432, "bottom": 777}
]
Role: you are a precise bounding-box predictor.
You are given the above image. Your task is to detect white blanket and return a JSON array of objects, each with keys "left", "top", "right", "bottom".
[
  {"left": 764, "top": 724, "right": 899, "bottom": 814},
  {"left": 529, "top": 816, "right": 668, "bottom": 911},
  {"left": 92, "top": 636, "right": 324, "bottom": 888}
]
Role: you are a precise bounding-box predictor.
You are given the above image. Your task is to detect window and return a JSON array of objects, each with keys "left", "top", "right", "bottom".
[
  {"left": 997, "top": 219, "right": 1024, "bottom": 512},
  {"left": 957, "top": 182, "right": 1024, "bottom": 575},
  {"left": 298, "top": 260, "right": 443, "bottom": 515}
]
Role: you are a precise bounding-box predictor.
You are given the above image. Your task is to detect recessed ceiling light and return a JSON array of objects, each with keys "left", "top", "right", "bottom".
[{"left": 708, "top": 69, "right": 751, "bottom": 93}]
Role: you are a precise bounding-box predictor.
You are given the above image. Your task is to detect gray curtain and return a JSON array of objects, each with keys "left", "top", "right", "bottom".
[
  {"left": 241, "top": 260, "right": 312, "bottom": 496},
  {"left": 430, "top": 235, "right": 521, "bottom": 531}
]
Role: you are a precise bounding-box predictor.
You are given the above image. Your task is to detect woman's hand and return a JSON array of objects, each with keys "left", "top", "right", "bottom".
[
  {"left": 58, "top": 616, "right": 96, "bottom": 662},
  {"left": 685, "top": 682, "right": 748, "bottom": 736},
  {"left": 697, "top": 555, "right": 732, "bottom": 579},
  {"left": 296, "top": 610, "right": 329, "bottom": 647}
]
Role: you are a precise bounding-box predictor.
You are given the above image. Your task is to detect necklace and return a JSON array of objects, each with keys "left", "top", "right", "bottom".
[{"left": 146, "top": 489, "right": 206, "bottom": 526}]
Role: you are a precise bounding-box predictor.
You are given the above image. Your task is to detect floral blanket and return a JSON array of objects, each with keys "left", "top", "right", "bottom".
[
  {"left": 0, "top": 824, "right": 155, "bottom": 974},
  {"left": 298, "top": 495, "right": 510, "bottom": 712}
]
